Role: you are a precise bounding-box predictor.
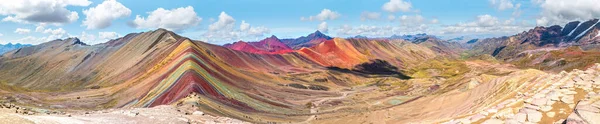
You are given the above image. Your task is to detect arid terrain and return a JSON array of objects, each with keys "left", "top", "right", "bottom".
[{"left": 1, "top": 18, "right": 600, "bottom": 124}]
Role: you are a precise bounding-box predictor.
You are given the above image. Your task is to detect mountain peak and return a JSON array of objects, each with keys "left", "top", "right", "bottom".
[
  {"left": 269, "top": 35, "right": 279, "bottom": 39},
  {"left": 314, "top": 30, "right": 324, "bottom": 35},
  {"left": 155, "top": 28, "right": 170, "bottom": 32},
  {"left": 70, "top": 37, "right": 88, "bottom": 46},
  {"left": 307, "top": 30, "right": 332, "bottom": 40}
]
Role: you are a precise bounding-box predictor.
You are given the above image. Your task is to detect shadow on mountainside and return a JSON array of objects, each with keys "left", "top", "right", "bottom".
[{"left": 326, "top": 59, "right": 411, "bottom": 79}]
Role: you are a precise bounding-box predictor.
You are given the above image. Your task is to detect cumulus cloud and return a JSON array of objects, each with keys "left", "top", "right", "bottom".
[
  {"left": 131, "top": 6, "right": 202, "bottom": 31},
  {"left": 208, "top": 12, "right": 235, "bottom": 32},
  {"left": 243, "top": 23, "right": 270, "bottom": 37},
  {"left": 14, "top": 28, "right": 31, "bottom": 34},
  {"left": 98, "top": 32, "right": 119, "bottom": 39},
  {"left": 336, "top": 25, "right": 429, "bottom": 37},
  {"left": 13, "top": 27, "right": 69, "bottom": 44},
  {"left": 82, "top": 0, "right": 131, "bottom": 29},
  {"left": 78, "top": 31, "right": 96, "bottom": 43},
  {"left": 399, "top": 15, "right": 426, "bottom": 26},
  {"left": 336, "top": 14, "right": 436, "bottom": 37},
  {"left": 0, "top": 0, "right": 91, "bottom": 24},
  {"left": 240, "top": 21, "right": 251, "bottom": 31},
  {"left": 42, "top": 28, "right": 67, "bottom": 36},
  {"left": 35, "top": 26, "right": 45, "bottom": 32},
  {"left": 489, "top": 0, "right": 522, "bottom": 17},
  {"left": 360, "top": 11, "right": 381, "bottom": 21},
  {"left": 512, "top": 3, "right": 522, "bottom": 17},
  {"left": 300, "top": 9, "right": 341, "bottom": 21},
  {"left": 387, "top": 15, "right": 396, "bottom": 21},
  {"left": 203, "top": 12, "right": 270, "bottom": 44},
  {"left": 382, "top": 0, "right": 412, "bottom": 13},
  {"left": 535, "top": 0, "right": 600, "bottom": 26},
  {"left": 441, "top": 14, "right": 532, "bottom": 35},
  {"left": 318, "top": 22, "right": 329, "bottom": 33},
  {"left": 489, "top": 0, "right": 514, "bottom": 10}
]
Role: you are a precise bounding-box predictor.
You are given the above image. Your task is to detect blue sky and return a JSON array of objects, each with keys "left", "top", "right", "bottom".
[{"left": 0, "top": 0, "right": 598, "bottom": 45}]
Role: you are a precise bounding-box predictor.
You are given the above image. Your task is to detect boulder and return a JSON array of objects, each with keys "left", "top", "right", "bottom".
[
  {"left": 192, "top": 111, "right": 204, "bottom": 115},
  {"left": 561, "top": 95, "right": 575, "bottom": 104},
  {"left": 526, "top": 110, "right": 542, "bottom": 123},
  {"left": 566, "top": 96, "right": 600, "bottom": 124},
  {"left": 515, "top": 112, "right": 527, "bottom": 123}
]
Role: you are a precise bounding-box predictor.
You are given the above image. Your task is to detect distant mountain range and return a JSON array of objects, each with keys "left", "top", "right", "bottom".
[
  {"left": 224, "top": 31, "right": 449, "bottom": 54},
  {"left": 467, "top": 19, "right": 600, "bottom": 71},
  {"left": 0, "top": 43, "right": 32, "bottom": 55},
  {"left": 223, "top": 30, "right": 332, "bottom": 54}
]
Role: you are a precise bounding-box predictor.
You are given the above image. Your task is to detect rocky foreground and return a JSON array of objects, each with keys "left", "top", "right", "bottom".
[
  {"left": 3, "top": 63, "right": 600, "bottom": 124},
  {"left": 445, "top": 64, "right": 600, "bottom": 124},
  {"left": 0, "top": 99, "right": 248, "bottom": 124}
]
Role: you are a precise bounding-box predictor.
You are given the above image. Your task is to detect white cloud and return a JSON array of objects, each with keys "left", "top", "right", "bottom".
[
  {"left": 0, "top": 0, "right": 91, "bottom": 24},
  {"left": 399, "top": 14, "right": 426, "bottom": 26},
  {"left": 318, "top": 22, "right": 328, "bottom": 33},
  {"left": 131, "top": 6, "right": 202, "bottom": 31},
  {"left": 13, "top": 29, "right": 67, "bottom": 45},
  {"left": 490, "top": 0, "right": 522, "bottom": 17},
  {"left": 208, "top": 12, "right": 235, "bottom": 32},
  {"left": 336, "top": 14, "right": 437, "bottom": 37},
  {"left": 42, "top": 28, "right": 67, "bottom": 36},
  {"left": 0, "top": 33, "right": 3, "bottom": 37},
  {"left": 441, "top": 15, "right": 532, "bottom": 36},
  {"left": 43, "top": 28, "right": 68, "bottom": 42},
  {"left": 382, "top": 0, "right": 412, "bottom": 13},
  {"left": 14, "top": 28, "right": 31, "bottom": 34},
  {"left": 512, "top": 3, "right": 522, "bottom": 17},
  {"left": 78, "top": 31, "right": 96, "bottom": 43},
  {"left": 240, "top": 20, "right": 251, "bottom": 31},
  {"left": 336, "top": 25, "right": 428, "bottom": 37},
  {"left": 202, "top": 12, "right": 270, "bottom": 44},
  {"left": 35, "top": 26, "right": 45, "bottom": 32},
  {"left": 387, "top": 15, "right": 396, "bottom": 21},
  {"left": 82, "top": 0, "right": 131, "bottom": 29},
  {"left": 360, "top": 11, "right": 381, "bottom": 21},
  {"left": 431, "top": 19, "right": 440, "bottom": 24},
  {"left": 246, "top": 27, "right": 270, "bottom": 37},
  {"left": 535, "top": 0, "right": 600, "bottom": 26},
  {"left": 10, "top": 27, "right": 70, "bottom": 45},
  {"left": 241, "top": 21, "right": 270, "bottom": 37},
  {"left": 489, "top": 0, "right": 514, "bottom": 10},
  {"left": 300, "top": 9, "right": 341, "bottom": 21},
  {"left": 98, "top": 32, "right": 119, "bottom": 39}
]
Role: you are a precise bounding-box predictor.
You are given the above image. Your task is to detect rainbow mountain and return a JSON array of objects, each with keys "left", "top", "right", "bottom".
[
  {"left": 1, "top": 20, "right": 600, "bottom": 123},
  {"left": 0, "top": 29, "right": 460, "bottom": 123}
]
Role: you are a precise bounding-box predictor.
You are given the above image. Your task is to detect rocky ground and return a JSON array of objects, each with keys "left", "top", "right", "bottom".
[
  {"left": 0, "top": 99, "right": 248, "bottom": 124},
  {"left": 444, "top": 64, "right": 600, "bottom": 124},
  {"left": 3, "top": 63, "right": 600, "bottom": 124},
  {"left": 565, "top": 91, "right": 600, "bottom": 124}
]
